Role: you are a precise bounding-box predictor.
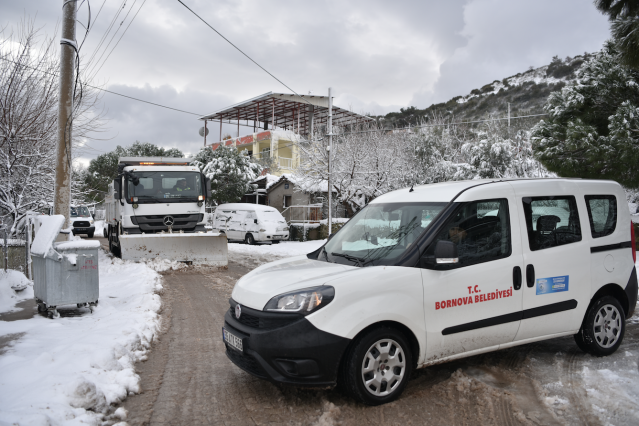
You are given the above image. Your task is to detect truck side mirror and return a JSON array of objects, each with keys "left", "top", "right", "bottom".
[
  {"left": 205, "top": 177, "right": 212, "bottom": 199},
  {"left": 434, "top": 240, "right": 458, "bottom": 264},
  {"left": 113, "top": 179, "right": 121, "bottom": 199}
]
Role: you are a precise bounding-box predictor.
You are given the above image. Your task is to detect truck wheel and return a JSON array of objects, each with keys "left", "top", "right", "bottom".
[
  {"left": 340, "top": 327, "right": 413, "bottom": 405},
  {"left": 245, "top": 233, "right": 256, "bottom": 245},
  {"left": 575, "top": 295, "right": 625, "bottom": 356},
  {"left": 88, "top": 232, "right": 94, "bottom": 238},
  {"left": 103, "top": 228, "right": 108, "bottom": 238}
]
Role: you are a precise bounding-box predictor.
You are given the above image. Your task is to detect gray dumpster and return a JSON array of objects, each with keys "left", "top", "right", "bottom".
[{"left": 31, "top": 215, "right": 100, "bottom": 318}]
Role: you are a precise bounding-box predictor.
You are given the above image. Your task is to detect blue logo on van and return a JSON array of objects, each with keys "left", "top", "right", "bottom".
[{"left": 536, "top": 275, "right": 569, "bottom": 295}]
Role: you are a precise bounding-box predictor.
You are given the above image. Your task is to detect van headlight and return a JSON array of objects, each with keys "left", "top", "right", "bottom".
[{"left": 264, "top": 286, "right": 335, "bottom": 314}]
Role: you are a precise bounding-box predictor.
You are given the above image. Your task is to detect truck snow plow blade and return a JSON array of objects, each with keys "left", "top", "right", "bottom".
[{"left": 119, "top": 233, "right": 228, "bottom": 266}]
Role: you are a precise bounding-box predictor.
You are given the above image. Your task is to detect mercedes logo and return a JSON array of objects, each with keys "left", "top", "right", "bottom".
[
  {"left": 163, "top": 216, "right": 175, "bottom": 226},
  {"left": 235, "top": 304, "right": 242, "bottom": 319}
]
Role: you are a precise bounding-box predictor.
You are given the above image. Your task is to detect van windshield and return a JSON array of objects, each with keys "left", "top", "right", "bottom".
[
  {"left": 322, "top": 202, "right": 447, "bottom": 267},
  {"left": 71, "top": 206, "right": 90, "bottom": 217}
]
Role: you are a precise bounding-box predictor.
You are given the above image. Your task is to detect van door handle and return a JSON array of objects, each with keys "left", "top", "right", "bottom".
[
  {"left": 526, "top": 264, "right": 535, "bottom": 288},
  {"left": 513, "top": 266, "right": 522, "bottom": 290}
]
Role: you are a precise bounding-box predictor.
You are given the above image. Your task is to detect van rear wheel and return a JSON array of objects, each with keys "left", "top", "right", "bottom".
[
  {"left": 575, "top": 295, "right": 625, "bottom": 356},
  {"left": 340, "top": 327, "right": 413, "bottom": 405}
]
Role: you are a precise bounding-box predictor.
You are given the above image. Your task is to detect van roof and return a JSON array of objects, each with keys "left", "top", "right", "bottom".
[
  {"left": 371, "top": 178, "right": 621, "bottom": 204},
  {"left": 216, "top": 203, "right": 281, "bottom": 213}
]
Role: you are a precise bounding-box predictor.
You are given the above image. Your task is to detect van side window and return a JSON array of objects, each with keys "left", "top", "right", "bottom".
[
  {"left": 585, "top": 195, "right": 617, "bottom": 238},
  {"left": 424, "top": 199, "right": 511, "bottom": 269},
  {"left": 522, "top": 196, "right": 581, "bottom": 251}
]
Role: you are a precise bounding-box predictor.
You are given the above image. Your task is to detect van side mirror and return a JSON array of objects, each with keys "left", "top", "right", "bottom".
[
  {"left": 434, "top": 241, "right": 458, "bottom": 264},
  {"left": 113, "top": 179, "right": 121, "bottom": 199},
  {"left": 420, "top": 240, "right": 459, "bottom": 268}
]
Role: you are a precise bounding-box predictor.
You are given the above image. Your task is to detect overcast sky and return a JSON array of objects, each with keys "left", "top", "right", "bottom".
[{"left": 2, "top": 0, "right": 611, "bottom": 165}]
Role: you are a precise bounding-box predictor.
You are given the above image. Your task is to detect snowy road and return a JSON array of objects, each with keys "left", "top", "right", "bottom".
[{"left": 117, "top": 240, "right": 639, "bottom": 426}]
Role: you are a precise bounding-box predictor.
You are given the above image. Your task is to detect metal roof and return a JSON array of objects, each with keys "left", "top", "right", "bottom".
[{"left": 199, "top": 92, "right": 373, "bottom": 136}]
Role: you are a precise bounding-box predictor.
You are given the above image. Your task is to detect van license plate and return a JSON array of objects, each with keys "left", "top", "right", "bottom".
[{"left": 223, "top": 328, "right": 243, "bottom": 352}]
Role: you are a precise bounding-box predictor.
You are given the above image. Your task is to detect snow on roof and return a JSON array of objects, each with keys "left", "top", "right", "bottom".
[
  {"left": 216, "top": 203, "right": 281, "bottom": 213},
  {"left": 31, "top": 215, "right": 65, "bottom": 257}
]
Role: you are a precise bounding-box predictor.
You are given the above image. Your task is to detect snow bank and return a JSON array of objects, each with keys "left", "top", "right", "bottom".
[
  {"left": 0, "top": 249, "right": 163, "bottom": 425},
  {"left": 0, "top": 270, "right": 33, "bottom": 313},
  {"left": 31, "top": 215, "right": 65, "bottom": 257},
  {"left": 56, "top": 240, "right": 101, "bottom": 250}
]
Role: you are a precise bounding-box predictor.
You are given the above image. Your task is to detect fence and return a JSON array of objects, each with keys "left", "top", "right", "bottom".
[
  {"left": 281, "top": 205, "right": 323, "bottom": 224},
  {"left": 1, "top": 227, "right": 30, "bottom": 278}
]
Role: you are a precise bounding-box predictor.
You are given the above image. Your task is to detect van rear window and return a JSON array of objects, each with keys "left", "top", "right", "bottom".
[
  {"left": 522, "top": 196, "right": 582, "bottom": 251},
  {"left": 585, "top": 195, "right": 617, "bottom": 238}
]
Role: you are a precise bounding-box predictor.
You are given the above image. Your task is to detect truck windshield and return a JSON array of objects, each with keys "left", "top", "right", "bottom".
[
  {"left": 321, "top": 202, "right": 447, "bottom": 267},
  {"left": 126, "top": 171, "right": 203, "bottom": 203},
  {"left": 71, "top": 206, "right": 90, "bottom": 217}
]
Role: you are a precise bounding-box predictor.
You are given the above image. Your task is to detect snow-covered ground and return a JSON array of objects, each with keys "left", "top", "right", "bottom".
[{"left": 0, "top": 250, "right": 163, "bottom": 425}]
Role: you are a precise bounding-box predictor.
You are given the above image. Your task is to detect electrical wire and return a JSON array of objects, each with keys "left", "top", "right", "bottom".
[
  {"left": 88, "top": 0, "right": 147, "bottom": 80},
  {"left": 175, "top": 0, "right": 312, "bottom": 106},
  {"left": 0, "top": 56, "right": 203, "bottom": 116},
  {"left": 85, "top": 0, "right": 128, "bottom": 69},
  {"left": 87, "top": 0, "right": 139, "bottom": 78}
]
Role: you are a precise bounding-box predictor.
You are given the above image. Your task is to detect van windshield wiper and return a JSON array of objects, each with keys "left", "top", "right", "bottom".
[{"left": 331, "top": 252, "right": 365, "bottom": 267}]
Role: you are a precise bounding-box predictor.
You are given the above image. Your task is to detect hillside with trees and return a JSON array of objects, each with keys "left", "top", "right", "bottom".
[{"left": 377, "top": 54, "right": 592, "bottom": 127}]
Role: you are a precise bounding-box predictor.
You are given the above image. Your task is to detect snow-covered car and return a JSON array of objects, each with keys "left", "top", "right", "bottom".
[
  {"left": 222, "top": 179, "right": 637, "bottom": 405},
  {"left": 70, "top": 205, "right": 95, "bottom": 238},
  {"left": 212, "top": 203, "right": 289, "bottom": 244}
]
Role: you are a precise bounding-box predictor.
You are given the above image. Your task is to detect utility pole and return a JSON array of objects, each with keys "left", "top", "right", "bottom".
[
  {"left": 327, "top": 87, "right": 333, "bottom": 237},
  {"left": 53, "top": 0, "right": 77, "bottom": 231}
]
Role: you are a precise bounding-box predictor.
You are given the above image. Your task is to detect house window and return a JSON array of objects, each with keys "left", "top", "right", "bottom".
[
  {"left": 284, "top": 195, "right": 292, "bottom": 208},
  {"left": 285, "top": 183, "right": 289, "bottom": 190}
]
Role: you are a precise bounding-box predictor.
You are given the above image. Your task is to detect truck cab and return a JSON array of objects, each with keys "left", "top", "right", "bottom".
[{"left": 105, "top": 157, "right": 211, "bottom": 256}]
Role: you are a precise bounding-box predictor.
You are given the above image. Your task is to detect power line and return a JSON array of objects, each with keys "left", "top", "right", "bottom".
[
  {"left": 0, "top": 57, "right": 202, "bottom": 116},
  {"left": 89, "top": 0, "right": 147, "bottom": 80},
  {"left": 85, "top": 0, "right": 128, "bottom": 69},
  {"left": 175, "top": 0, "right": 312, "bottom": 106}
]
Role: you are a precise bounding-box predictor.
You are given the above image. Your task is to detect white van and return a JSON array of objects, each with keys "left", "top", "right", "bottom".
[
  {"left": 222, "top": 179, "right": 638, "bottom": 405},
  {"left": 70, "top": 205, "right": 95, "bottom": 238},
  {"left": 212, "top": 203, "right": 289, "bottom": 244}
]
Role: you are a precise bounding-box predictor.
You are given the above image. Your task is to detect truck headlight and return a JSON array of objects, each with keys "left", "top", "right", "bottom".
[{"left": 264, "top": 286, "right": 334, "bottom": 314}]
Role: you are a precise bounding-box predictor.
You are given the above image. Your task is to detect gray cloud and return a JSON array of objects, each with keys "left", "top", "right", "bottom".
[{"left": 2, "top": 0, "right": 611, "bottom": 164}]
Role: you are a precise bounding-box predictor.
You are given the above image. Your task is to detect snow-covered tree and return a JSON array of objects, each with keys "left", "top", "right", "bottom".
[
  {"left": 531, "top": 42, "right": 639, "bottom": 187},
  {"left": 0, "top": 19, "right": 104, "bottom": 235},
  {"left": 194, "top": 145, "right": 261, "bottom": 205}
]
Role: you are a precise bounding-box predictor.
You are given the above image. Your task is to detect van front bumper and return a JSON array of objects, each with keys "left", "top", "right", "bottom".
[{"left": 223, "top": 299, "right": 349, "bottom": 386}]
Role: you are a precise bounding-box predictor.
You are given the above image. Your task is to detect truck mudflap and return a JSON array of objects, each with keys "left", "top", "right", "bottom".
[{"left": 119, "top": 233, "right": 228, "bottom": 266}]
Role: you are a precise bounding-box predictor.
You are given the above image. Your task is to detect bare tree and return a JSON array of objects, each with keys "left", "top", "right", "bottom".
[{"left": 0, "top": 18, "right": 104, "bottom": 235}]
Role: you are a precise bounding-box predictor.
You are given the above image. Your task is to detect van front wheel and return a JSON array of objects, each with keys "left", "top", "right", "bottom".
[
  {"left": 245, "top": 233, "right": 256, "bottom": 245},
  {"left": 341, "top": 327, "right": 413, "bottom": 405},
  {"left": 575, "top": 295, "right": 625, "bottom": 356}
]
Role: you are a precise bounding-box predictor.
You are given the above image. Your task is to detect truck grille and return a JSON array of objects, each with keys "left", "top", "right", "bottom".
[
  {"left": 131, "top": 214, "right": 203, "bottom": 233},
  {"left": 73, "top": 221, "right": 91, "bottom": 227},
  {"left": 225, "top": 348, "right": 266, "bottom": 378}
]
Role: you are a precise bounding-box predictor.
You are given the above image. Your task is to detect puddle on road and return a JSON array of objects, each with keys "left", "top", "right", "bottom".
[{"left": 0, "top": 299, "right": 36, "bottom": 322}]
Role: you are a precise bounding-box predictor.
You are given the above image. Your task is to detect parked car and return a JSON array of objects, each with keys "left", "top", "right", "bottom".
[
  {"left": 70, "top": 205, "right": 95, "bottom": 238},
  {"left": 212, "top": 203, "right": 289, "bottom": 244},
  {"left": 222, "top": 178, "right": 637, "bottom": 405}
]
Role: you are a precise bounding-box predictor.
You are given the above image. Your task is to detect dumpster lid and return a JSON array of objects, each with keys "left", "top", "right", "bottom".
[
  {"left": 31, "top": 215, "right": 65, "bottom": 257},
  {"left": 55, "top": 240, "right": 101, "bottom": 251}
]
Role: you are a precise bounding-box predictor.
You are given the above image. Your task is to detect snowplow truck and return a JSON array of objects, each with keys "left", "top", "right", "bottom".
[{"left": 105, "top": 157, "right": 227, "bottom": 266}]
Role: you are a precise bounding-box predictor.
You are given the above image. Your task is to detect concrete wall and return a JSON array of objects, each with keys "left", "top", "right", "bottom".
[{"left": 267, "top": 182, "right": 309, "bottom": 212}]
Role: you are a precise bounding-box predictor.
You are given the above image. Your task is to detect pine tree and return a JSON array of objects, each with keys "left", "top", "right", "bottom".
[
  {"left": 596, "top": 0, "right": 639, "bottom": 69},
  {"left": 194, "top": 145, "right": 261, "bottom": 205},
  {"left": 531, "top": 42, "right": 639, "bottom": 187}
]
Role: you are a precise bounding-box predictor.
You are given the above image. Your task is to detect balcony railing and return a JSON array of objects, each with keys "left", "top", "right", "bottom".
[{"left": 279, "top": 157, "right": 293, "bottom": 169}]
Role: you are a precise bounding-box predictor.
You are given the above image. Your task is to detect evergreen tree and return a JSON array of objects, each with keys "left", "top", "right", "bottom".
[
  {"left": 596, "top": 0, "right": 639, "bottom": 69},
  {"left": 531, "top": 42, "right": 639, "bottom": 187},
  {"left": 193, "top": 145, "right": 261, "bottom": 205},
  {"left": 82, "top": 142, "right": 183, "bottom": 203}
]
